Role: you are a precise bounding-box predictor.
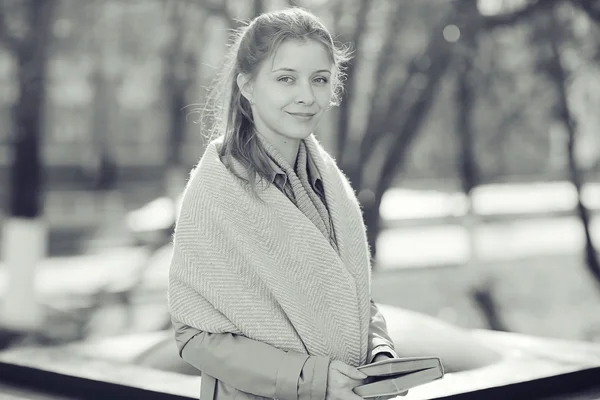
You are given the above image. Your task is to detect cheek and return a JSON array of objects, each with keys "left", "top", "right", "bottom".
[
  {"left": 316, "top": 86, "right": 332, "bottom": 107},
  {"left": 258, "top": 85, "right": 291, "bottom": 109}
]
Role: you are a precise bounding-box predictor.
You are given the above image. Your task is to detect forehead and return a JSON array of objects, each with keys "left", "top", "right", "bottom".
[{"left": 267, "top": 39, "right": 333, "bottom": 73}]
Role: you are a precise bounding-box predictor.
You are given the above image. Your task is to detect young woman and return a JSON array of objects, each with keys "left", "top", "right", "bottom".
[{"left": 168, "top": 7, "right": 403, "bottom": 400}]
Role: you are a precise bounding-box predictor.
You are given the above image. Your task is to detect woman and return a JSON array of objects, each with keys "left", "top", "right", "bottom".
[{"left": 168, "top": 7, "right": 403, "bottom": 400}]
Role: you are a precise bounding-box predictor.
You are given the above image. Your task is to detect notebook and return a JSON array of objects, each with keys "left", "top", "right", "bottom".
[{"left": 353, "top": 357, "right": 445, "bottom": 398}]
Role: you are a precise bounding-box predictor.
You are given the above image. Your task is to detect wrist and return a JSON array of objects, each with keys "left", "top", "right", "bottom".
[{"left": 372, "top": 352, "right": 394, "bottom": 363}]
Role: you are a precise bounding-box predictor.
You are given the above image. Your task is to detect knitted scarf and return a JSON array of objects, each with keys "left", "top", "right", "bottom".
[
  {"left": 168, "top": 134, "right": 372, "bottom": 367},
  {"left": 258, "top": 135, "right": 338, "bottom": 253}
]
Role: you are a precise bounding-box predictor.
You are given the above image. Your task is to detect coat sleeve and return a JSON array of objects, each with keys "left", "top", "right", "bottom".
[
  {"left": 172, "top": 317, "right": 330, "bottom": 400},
  {"left": 368, "top": 299, "right": 399, "bottom": 363}
]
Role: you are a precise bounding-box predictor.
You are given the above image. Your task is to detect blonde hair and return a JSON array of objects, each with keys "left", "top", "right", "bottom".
[{"left": 202, "top": 7, "right": 351, "bottom": 197}]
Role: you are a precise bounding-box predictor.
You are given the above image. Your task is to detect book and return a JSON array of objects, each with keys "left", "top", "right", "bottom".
[{"left": 353, "top": 357, "right": 445, "bottom": 398}]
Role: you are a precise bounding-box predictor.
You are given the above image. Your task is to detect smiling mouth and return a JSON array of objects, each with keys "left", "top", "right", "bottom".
[{"left": 287, "top": 112, "right": 316, "bottom": 119}]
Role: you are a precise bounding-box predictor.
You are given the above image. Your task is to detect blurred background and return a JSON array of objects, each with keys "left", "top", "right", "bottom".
[{"left": 0, "top": 0, "right": 600, "bottom": 367}]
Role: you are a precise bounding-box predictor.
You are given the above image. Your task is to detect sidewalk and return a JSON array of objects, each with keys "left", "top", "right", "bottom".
[
  {"left": 376, "top": 214, "right": 600, "bottom": 270},
  {"left": 0, "top": 247, "right": 150, "bottom": 303},
  {"left": 2, "top": 214, "right": 598, "bottom": 301}
]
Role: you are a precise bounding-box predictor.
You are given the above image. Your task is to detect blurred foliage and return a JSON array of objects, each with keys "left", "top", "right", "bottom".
[
  {"left": 0, "top": 0, "right": 599, "bottom": 337},
  {"left": 403, "top": 1, "right": 600, "bottom": 183},
  {"left": 0, "top": 0, "right": 598, "bottom": 183}
]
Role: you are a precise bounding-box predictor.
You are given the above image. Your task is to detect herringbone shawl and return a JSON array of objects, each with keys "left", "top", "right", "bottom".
[{"left": 168, "top": 134, "right": 372, "bottom": 367}]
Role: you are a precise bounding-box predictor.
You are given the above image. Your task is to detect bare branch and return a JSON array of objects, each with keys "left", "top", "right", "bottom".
[
  {"left": 545, "top": 7, "right": 600, "bottom": 284},
  {"left": 354, "top": 13, "right": 450, "bottom": 183},
  {"left": 375, "top": 49, "right": 452, "bottom": 200},
  {"left": 481, "top": 0, "right": 565, "bottom": 29},
  {"left": 335, "top": 0, "right": 370, "bottom": 165},
  {"left": 368, "top": 2, "right": 404, "bottom": 104},
  {"left": 346, "top": 1, "right": 407, "bottom": 180}
]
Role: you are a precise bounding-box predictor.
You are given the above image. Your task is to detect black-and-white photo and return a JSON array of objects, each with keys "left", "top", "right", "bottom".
[{"left": 0, "top": 1, "right": 599, "bottom": 399}]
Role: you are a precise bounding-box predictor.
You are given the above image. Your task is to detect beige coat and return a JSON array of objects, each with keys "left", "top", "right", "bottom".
[{"left": 172, "top": 299, "right": 397, "bottom": 400}]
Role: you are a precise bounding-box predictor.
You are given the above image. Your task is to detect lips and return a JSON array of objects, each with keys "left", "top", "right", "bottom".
[{"left": 286, "top": 112, "right": 316, "bottom": 119}]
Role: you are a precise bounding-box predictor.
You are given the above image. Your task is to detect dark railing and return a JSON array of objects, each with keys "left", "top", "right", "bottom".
[
  {"left": 1, "top": 342, "right": 600, "bottom": 400},
  {"left": 0, "top": 346, "right": 199, "bottom": 400}
]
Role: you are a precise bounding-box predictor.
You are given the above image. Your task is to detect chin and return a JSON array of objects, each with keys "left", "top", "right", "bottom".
[{"left": 282, "top": 129, "right": 314, "bottom": 140}]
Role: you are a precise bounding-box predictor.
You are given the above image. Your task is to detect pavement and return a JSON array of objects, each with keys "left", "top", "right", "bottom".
[
  {"left": 0, "top": 210, "right": 598, "bottom": 301},
  {"left": 376, "top": 214, "right": 600, "bottom": 270},
  {"left": 0, "top": 247, "right": 151, "bottom": 302},
  {"left": 2, "top": 179, "right": 597, "bottom": 299}
]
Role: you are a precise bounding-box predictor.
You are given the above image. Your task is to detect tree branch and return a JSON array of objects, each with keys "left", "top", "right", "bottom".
[
  {"left": 355, "top": 2, "right": 405, "bottom": 169},
  {"left": 546, "top": 8, "right": 600, "bottom": 286},
  {"left": 375, "top": 46, "right": 452, "bottom": 200},
  {"left": 335, "top": 0, "right": 370, "bottom": 165},
  {"left": 481, "top": 0, "right": 565, "bottom": 29},
  {"left": 354, "top": 13, "right": 450, "bottom": 187}
]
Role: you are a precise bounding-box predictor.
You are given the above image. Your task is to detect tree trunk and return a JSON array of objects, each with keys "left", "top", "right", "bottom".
[
  {"left": 362, "top": 195, "right": 383, "bottom": 262},
  {"left": 567, "top": 123, "right": 600, "bottom": 285},
  {"left": 252, "top": 0, "right": 264, "bottom": 17},
  {"left": 547, "top": 13, "right": 600, "bottom": 287},
  {"left": 1, "top": 0, "right": 55, "bottom": 336},
  {"left": 471, "top": 281, "right": 509, "bottom": 331},
  {"left": 335, "top": 0, "right": 370, "bottom": 165},
  {"left": 163, "top": 4, "right": 199, "bottom": 200},
  {"left": 165, "top": 80, "right": 187, "bottom": 199},
  {"left": 456, "top": 52, "right": 510, "bottom": 332},
  {"left": 87, "top": 70, "right": 118, "bottom": 191}
]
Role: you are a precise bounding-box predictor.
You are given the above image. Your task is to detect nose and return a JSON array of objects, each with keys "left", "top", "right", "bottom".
[{"left": 295, "top": 81, "right": 315, "bottom": 106}]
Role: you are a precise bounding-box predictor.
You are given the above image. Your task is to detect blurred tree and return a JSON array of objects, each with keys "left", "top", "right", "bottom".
[
  {"left": 162, "top": 0, "right": 202, "bottom": 198},
  {"left": 454, "top": 0, "right": 510, "bottom": 332},
  {"left": 87, "top": 1, "right": 120, "bottom": 192},
  {"left": 194, "top": 0, "right": 234, "bottom": 29},
  {"left": 335, "top": 0, "right": 458, "bottom": 259},
  {"left": 164, "top": 0, "right": 265, "bottom": 197},
  {"left": 535, "top": 4, "right": 600, "bottom": 286},
  {"left": 0, "top": 0, "right": 56, "bottom": 343},
  {"left": 328, "top": 0, "right": 568, "bottom": 261},
  {"left": 333, "top": 0, "right": 369, "bottom": 159},
  {"left": 253, "top": 0, "right": 265, "bottom": 16},
  {"left": 194, "top": 0, "right": 265, "bottom": 28}
]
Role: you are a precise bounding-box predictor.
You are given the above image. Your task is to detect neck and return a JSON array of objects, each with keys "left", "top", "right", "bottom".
[
  {"left": 256, "top": 132, "right": 300, "bottom": 168},
  {"left": 279, "top": 139, "right": 300, "bottom": 168}
]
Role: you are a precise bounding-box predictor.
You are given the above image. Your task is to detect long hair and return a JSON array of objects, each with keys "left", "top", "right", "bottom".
[{"left": 201, "top": 7, "right": 351, "bottom": 198}]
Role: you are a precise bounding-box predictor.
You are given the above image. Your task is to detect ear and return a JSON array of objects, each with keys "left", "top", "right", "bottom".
[{"left": 236, "top": 73, "right": 254, "bottom": 104}]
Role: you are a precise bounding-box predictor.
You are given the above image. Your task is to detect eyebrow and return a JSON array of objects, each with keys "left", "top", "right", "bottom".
[{"left": 272, "top": 67, "right": 332, "bottom": 74}]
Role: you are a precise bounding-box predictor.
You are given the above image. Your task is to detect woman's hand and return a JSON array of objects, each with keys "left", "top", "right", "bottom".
[
  {"left": 326, "top": 360, "right": 368, "bottom": 400},
  {"left": 372, "top": 353, "right": 393, "bottom": 364},
  {"left": 371, "top": 353, "right": 408, "bottom": 399}
]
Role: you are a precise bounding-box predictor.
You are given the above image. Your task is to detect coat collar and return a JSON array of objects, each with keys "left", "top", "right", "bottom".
[{"left": 266, "top": 141, "right": 322, "bottom": 188}]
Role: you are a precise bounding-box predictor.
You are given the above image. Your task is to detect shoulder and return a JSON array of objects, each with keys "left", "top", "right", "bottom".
[
  {"left": 179, "top": 140, "right": 255, "bottom": 216},
  {"left": 178, "top": 142, "right": 228, "bottom": 211},
  {"left": 306, "top": 135, "right": 359, "bottom": 200},
  {"left": 305, "top": 134, "right": 340, "bottom": 170}
]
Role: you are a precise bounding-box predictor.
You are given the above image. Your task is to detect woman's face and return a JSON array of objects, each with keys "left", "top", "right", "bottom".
[{"left": 240, "top": 38, "right": 334, "bottom": 144}]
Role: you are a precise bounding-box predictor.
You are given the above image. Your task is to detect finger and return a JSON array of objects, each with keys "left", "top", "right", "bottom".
[
  {"left": 347, "top": 389, "right": 366, "bottom": 400},
  {"left": 335, "top": 363, "right": 368, "bottom": 380},
  {"left": 377, "top": 394, "right": 405, "bottom": 400}
]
